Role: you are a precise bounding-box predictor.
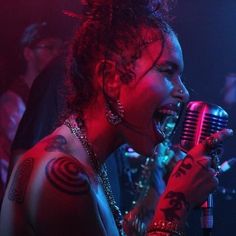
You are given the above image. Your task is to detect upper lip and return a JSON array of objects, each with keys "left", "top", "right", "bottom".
[
  {"left": 158, "top": 102, "right": 182, "bottom": 113},
  {"left": 153, "top": 102, "right": 183, "bottom": 126}
]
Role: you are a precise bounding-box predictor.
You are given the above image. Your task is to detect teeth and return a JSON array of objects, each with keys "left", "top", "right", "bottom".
[{"left": 154, "top": 120, "right": 161, "bottom": 129}]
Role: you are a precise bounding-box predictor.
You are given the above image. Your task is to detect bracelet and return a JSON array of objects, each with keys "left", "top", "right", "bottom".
[
  {"left": 147, "top": 232, "right": 173, "bottom": 236},
  {"left": 147, "top": 220, "right": 184, "bottom": 236}
]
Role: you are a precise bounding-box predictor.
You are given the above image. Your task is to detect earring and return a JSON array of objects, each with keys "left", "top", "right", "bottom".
[{"left": 105, "top": 99, "right": 124, "bottom": 125}]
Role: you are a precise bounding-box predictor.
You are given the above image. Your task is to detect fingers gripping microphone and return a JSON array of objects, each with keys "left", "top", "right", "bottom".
[{"left": 179, "top": 101, "right": 229, "bottom": 236}]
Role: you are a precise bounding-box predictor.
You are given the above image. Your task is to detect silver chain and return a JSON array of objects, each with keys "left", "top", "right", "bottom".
[{"left": 64, "top": 115, "right": 125, "bottom": 236}]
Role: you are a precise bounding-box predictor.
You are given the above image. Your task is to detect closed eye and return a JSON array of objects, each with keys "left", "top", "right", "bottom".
[
  {"left": 155, "top": 61, "right": 182, "bottom": 78},
  {"left": 155, "top": 65, "right": 175, "bottom": 77}
]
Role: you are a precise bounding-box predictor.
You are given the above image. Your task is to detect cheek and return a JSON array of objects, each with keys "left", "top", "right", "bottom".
[
  {"left": 122, "top": 87, "right": 160, "bottom": 125},
  {"left": 154, "top": 78, "right": 173, "bottom": 101},
  {"left": 121, "top": 75, "right": 173, "bottom": 118},
  {"left": 144, "top": 76, "right": 173, "bottom": 107}
]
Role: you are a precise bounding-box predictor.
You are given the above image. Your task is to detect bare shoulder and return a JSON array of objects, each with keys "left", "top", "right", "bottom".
[
  {"left": 37, "top": 133, "right": 69, "bottom": 154},
  {"left": 21, "top": 155, "right": 91, "bottom": 195},
  {"left": 40, "top": 155, "right": 92, "bottom": 196},
  {"left": 30, "top": 133, "right": 93, "bottom": 195},
  {"left": 8, "top": 131, "right": 92, "bottom": 199},
  {"left": 1, "top": 136, "right": 105, "bottom": 235},
  {"left": 4, "top": 134, "right": 93, "bottom": 204}
]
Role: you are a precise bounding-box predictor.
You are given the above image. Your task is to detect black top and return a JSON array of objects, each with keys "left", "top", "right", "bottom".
[{"left": 12, "top": 56, "right": 66, "bottom": 151}]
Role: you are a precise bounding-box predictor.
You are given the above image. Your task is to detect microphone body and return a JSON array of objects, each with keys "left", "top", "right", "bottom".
[{"left": 179, "top": 101, "right": 229, "bottom": 234}]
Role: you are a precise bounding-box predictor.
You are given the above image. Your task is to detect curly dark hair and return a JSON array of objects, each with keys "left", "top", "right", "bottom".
[{"left": 66, "top": 0, "right": 176, "bottom": 114}]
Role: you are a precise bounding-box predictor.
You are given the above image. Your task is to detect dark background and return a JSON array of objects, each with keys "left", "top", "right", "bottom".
[
  {"left": 1, "top": 0, "right": 236, "bottom": 235},
  {"left": 172, "top": 2, "right": 236, "bottom": 235}
]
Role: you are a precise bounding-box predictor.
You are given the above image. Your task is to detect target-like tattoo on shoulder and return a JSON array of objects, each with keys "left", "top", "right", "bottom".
[
  {"left": 45, "top": 135, "right": 67, "bottom": 153},
  {"left": 8, "top": 158, "right": 34, "bottom": 204},
  {"left": 45, "top": 157, "right": 90, "bottom": 195}
]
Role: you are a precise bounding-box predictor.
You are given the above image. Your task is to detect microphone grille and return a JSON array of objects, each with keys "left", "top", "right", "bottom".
[{"left": 180, "top": 101, "right": 228, "bottom": 152}]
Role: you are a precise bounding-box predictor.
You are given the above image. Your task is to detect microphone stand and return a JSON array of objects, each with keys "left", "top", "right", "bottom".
[
  {"left": 201, "top": 194, "right": 214, "bottom": 236},
  {"left": 201, "top": 148, "right": 221, "bottom": 236}
]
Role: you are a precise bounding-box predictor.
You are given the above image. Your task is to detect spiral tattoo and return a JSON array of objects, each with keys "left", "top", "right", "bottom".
[
  {"left": 46, "top": 157, "right": 90, "bottom": 195},
  {"left": 8, "top": 158, "right": 34, "bottom": 204}
]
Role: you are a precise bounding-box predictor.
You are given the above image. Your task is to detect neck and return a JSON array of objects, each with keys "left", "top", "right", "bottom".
[
  {"left": 83, "top": 112, "right": 123, "bottom": 164},
  {"left": 63, "top": 112, "right": 125, "bottom": 234},
  {"left": 65, "top": 115, "right": 122, "bottom": 174}
]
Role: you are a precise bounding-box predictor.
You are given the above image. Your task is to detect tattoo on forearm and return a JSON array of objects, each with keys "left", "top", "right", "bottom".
[
  {"left": 161, "top": 191, "right": 190, "bottom": 221},
  {"left": 45, "top": 135, "right": 67, "bottom": 152},
  {"left": 172, "top": 155, "right": 193, "bottom": 177},
  {"left": 8, "top": 158, "right": 34, "bottom": 204},
  {"left": 46, "top": 157, "right": 90, "bottom": 195}
]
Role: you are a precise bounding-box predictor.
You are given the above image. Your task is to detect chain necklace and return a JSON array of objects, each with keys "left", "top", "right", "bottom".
[{"left": 64, "top": 115, "right": 125, "bottom": 236}]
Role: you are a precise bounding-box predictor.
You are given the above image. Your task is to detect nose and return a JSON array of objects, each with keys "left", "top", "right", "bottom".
[{"left": 174, "top": 77, "right": 189, "bottom": 103}]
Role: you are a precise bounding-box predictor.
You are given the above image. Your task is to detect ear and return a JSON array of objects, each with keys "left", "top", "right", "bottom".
[{"left": 95, "top": 60, "right": 121, "bottom": 99}]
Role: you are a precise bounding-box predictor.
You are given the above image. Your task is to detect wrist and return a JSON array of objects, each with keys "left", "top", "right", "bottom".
[
  {"left": 153, "top": 191, "right": 190, "bottom": 227},
  {"left": 147, "top": 220, "right": 185, "bottom": 236}
]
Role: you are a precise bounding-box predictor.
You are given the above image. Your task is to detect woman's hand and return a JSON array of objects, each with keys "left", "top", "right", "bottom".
[{"left": 152, "top": 128, "right": 233, "bottom": 226}]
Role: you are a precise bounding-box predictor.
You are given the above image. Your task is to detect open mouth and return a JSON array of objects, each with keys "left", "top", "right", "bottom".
[{"left": 153, "top": 103, "right": 182, "bottom": 138}]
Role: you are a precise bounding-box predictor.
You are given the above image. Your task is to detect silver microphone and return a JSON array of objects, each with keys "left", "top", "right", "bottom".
[
  {"left": 179, "top": 101, "right": 229, "bottom": 234},
  {"left": 180, "top": 101, "right": 228, "bottom": 152}
]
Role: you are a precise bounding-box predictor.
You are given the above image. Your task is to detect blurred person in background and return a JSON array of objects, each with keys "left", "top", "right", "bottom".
[
  {"left": 9, "top": 21, "right": 74, "bottom": 174},
  {"left": 0, "top": 22, "right": 65, "bottom": 202}
]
